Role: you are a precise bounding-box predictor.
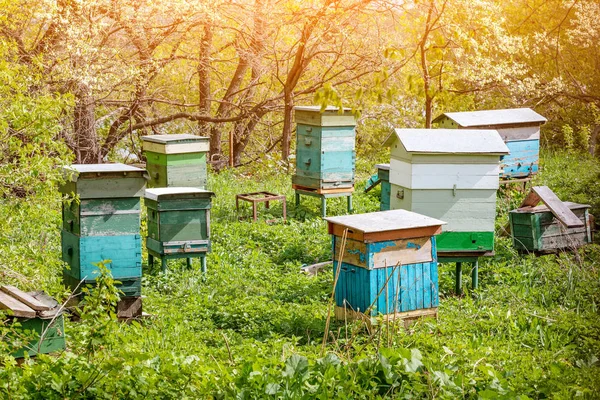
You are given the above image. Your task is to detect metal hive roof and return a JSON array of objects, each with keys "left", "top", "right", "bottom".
[{"left": 432, "top": 108, "right": 547, "bottom": 127}]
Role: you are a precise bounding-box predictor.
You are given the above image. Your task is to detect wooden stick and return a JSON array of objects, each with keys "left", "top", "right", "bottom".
[{"left": 322, "top": 228, "right": 348, "bottom": 355}]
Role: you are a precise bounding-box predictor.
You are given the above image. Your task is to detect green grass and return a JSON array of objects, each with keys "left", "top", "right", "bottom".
[{"left": 1, "top": 150, "right": 599, "bottom": 398}]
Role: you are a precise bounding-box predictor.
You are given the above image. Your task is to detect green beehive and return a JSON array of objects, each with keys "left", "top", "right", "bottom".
[
  {"left": 0, "top": 286, "right": 66, "bottom": 359},
  {"left": 59, "top": 164, "right": 146, "bottom": 297},
  {"left": 144, "top": 187, "right": 215, "bottom": 272},
  {"left": 142, "top": 134, "right": 209, "bottom": 189}
]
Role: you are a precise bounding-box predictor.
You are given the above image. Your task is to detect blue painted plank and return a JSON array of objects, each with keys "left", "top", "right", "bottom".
[
  {"left": 400, "top": 265, "right": 409, "bottom": 312},
  {"left": 430, "top": 262, "right": 439, "bottom": 307},
  {"left": 408, "top": 265, "right": 416, "bottom": 310},
  {"left": 501, "top": 139, "right": 539, "bottom": 178},
  {"left": 415, "top": 263, "right": 423, "bottom": 309},
  {"left": 423, "top": 261, "right": 432, "bottom": 309}
]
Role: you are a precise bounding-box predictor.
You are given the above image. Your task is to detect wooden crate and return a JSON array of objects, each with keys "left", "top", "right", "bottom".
[
  {"left": 142, "top": 134, "right": 209, "bottom": 189},
  {"left": 433, "top": 108, "right": 546, "bottom": 179},
  {"left": 292, "top": 106, "right": 356, "bottom": 190},
  {"left": 60, "top": 164, "right": 146, "bottom": 199},
  {"left": 510, "top": 199, "right": 592, "bottom": 253},
  {"left": 325, "top": 209, "right": 445, "bottom": 318},
  {"left": 0, "top": 286, "right": 66, "bottom": 358},
  {"left": 61, "top": 230, "right": 142, "bottom": 281},
  {"left": 385, "top": 129, "right": 508, "bottom": 253},
  {"left": 144, "top": 187, "right": 215, "bottom": 253}
]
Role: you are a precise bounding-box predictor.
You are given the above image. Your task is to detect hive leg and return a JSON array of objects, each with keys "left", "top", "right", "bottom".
[
  {"left": 471, "top": 260, "right": 479, "bottom": 289},
  {"left": 455, "top": 262, "right": 462, "bottom": 295},
  {"left": 201, "top": 255, "right": 207, "bottom": 275},
  {"left": 321, "top": 197, "right": 327, "bottom": 218},
  {"left": 148, "top": 254, "right": 154, "bottom": 268},
  {"left": 295, "top": 192, "right": 300, "bottom": 206},
  {"left": 161, "top": 257, "right": 167, "bottom": 273},
  {"left": 347, "top": 195, "right": 353, "bottom": 214},
  {"left": 186, "top": 258, "right": 192, "bottom": 269}
]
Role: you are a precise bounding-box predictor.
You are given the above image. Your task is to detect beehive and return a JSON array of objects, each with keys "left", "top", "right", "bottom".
[
  {"left": 385, "top": 129, "right": 509, "bottom": 253},
  {"left": 0, "top": 286, "right": 66, "bottom": 358},
  {"left": 59, "top": 164, "right": 145, "bottom": 296},
  {"left": 325, "top": 209, "right": 445, "bottom": 319},
  {"left": 509, "top": 186, "right": 593, "bottom": 253},
  {"left": 376, "top": 163, "right": 391, "bottom": 211},
  {"left": 144, "top": 187, "right": 215, "bottom": 270},
  {"left": 291, "top": 106, "right": 356, "bottom": 190},
  {"left": 433, "top": 108, "right": 546, "bottom": 179},
  {"left": 142, "top": 134, "right": 209, "bottom": 189}
]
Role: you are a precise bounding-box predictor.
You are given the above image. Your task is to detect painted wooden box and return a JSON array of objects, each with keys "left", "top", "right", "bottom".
[
  {"left": 292, "top": 106, "right": 356, "bottom": 190},
  {"left": 62, "top": 198, "right": 140, "bottom": 236},
  {"left": 376, "top": 163, "right": 391, "bottom": 211},
  {"left": 142, "top": 134, "right": 209, "bottom": 189},
  {"left": 325, "top": 209, "right": 445, "bottom": 319},
  {"left": 433, "top": 108, "right": 546, "bottom": 179},
  {"left": 385, "top": 129, "right": 508, "bottom": 253},
  {"left": 144, "top": 187, "right": 215, "bottom": 256},
  {"left": 0, "top": 286, "right": 66, "bottom": 358},
  {"left": 60, "top": 164, "right": 146, "bottom": 199},
  {"left": 510, "top": 202, "right": 592, "bottom": 253}
]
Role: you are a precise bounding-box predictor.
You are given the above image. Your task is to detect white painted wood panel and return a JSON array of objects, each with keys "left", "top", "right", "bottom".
[
  {"left": 412, "top": 189, "right": 497, "bottom": 203},
  {"left": 411, "top": 154, "right": 502, "bottom": 165},
  {"left": 143, "top": 142, "right": 209, "bottom": 154},
  {"left": 410, "top": 163, "right": 500, "bottom": 190},
  {"left": 389, "top": 159, "right": 413, "bottom": 188}
]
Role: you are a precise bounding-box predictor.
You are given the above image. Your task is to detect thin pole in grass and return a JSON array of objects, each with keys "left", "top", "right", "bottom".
[{"left": 321, "top": 227, "right": 349, "bottom": 355}]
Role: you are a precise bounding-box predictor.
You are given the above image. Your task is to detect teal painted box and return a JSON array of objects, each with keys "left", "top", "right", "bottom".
[
  {"left": 377, "top": 163, "right": 391, "bottom": 211},
  {"left": 142, "top": 134, "right": 209, "bottom": 189},
  {"left": 292, "top": 106, "right": 356, "bottom": 190},
  {"left": 62, "top": 198, "right": 141, "bottom": 236},
  {"left": 325, "top": 209, "right": 445, "bottom": 319},
  {"left": 61, "top": 230, "right": 142, "bottom": 281}
]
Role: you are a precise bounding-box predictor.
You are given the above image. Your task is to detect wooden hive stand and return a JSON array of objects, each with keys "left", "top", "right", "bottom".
[
  {"left": 0, "top": 285, "right": 66, "bottom": 358},
  {"left": 325, "top": 209, "right": 446, "bottom": 322},
  {"left": 235, "top": 191, "right": 286, "bottom": 222},
  {"left": 293, "top": 184, "right": 353, "bottom": 218}
]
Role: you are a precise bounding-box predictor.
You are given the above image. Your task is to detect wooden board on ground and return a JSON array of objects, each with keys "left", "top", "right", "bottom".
[
  {"left": 520, "top": 186, "right": 584, "bottom": 228},
  {"left": 1, "top": 286, "right": 51, "bottom": 311},
  {"left": 0, "top": 291, "right": 36, "bottom": 318}
]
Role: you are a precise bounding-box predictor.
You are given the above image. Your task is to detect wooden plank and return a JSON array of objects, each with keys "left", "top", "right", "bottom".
[
  {"left": 497, "top": 126, "right": 540, "bottom": 141},
  {"left": 0, "top": 286, "right": 51, "bottom": 311},
  {"left": 292, "top": 184, "right": 354, "bottom": 194},
  {"left": 333, "top": 237, "right": 433, "bottom": 269},
  {"left": 0, "top": 291, "right": 36, "bottom": 318},
  {"left": 531, "top": 186, "right": 583, "bottom": 228}
]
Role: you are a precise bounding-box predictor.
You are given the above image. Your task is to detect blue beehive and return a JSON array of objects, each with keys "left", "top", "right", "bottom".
[
  {"left": 433, "top": 108, "right": 547, "bottom": 179},
  {"left": 59, "top": 164, "right": 145, "bottom": 297},
  {"left": 291, "top": 106, "right": 356, "bottom": 190},
  {"left": 325, "top": 209, "right": 445, "bottom": 320}
]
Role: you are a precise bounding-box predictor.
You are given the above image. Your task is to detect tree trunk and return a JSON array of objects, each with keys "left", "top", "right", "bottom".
[
  {"left": 281, "top": 89, "right": 294, "bottom": 162},
  {"left": 589, "top": 124, "right": 600, "bottom": 156},
  {"left": 198, "top": 25, "right": 212, "bottom": 137},
  {"left": 73, "top": 82, "right": 99, "bottom": 163},
  {"left": 232, "top": 109, "right": 267, "bottom": 166}
]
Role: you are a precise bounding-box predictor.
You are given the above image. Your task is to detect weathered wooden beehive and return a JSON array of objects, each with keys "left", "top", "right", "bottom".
[
  {"left": 377, "top": 163, "right": 391, "bottom": 211},
  {"left": 385, "top": 129, "right": 509, "bottom": 253},
  {"left": 509, "top": 186, "right": 593, "bottom": 253},
  {"left": 144, "top": 187, "right": 215, "bottom": 272},
  {"left": 325, "top": 209, "right": 445, "bottom": 320},
  {"left": 0, "top": 285, "right": 66, "bottom": 358},
  {"left": 142, "top": 134, "right": 209, "bottom": 189},
  {"left": 291, "top": 106, "right": 356, "bottom": 190},
  {"left": 60, "top": 164, "right": 145, "bottom": 297},
  {"left": 433, "top": 108, "right": 546, "bottom": 179}
]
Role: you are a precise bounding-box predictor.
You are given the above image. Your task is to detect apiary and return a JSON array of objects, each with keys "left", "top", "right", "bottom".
[
  {"left": 144, "top": 187, "right": 215, "bottom": 272},
  {"left": 325, "top": 209, "right": 445, "bottom": 320},
  {"left": 142, "top": 134, "right": 209, "bottom": 189},
  {"left": 59, "top": 164, "right": 145, "bottom": 297},
  {"left": 433, "top": 108, "right": 546, "bottom": 179}
]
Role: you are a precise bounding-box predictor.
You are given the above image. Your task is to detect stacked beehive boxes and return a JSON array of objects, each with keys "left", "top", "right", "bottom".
[
  {"left": 292, "top": 106, "right": 356, "bottom": 190},
  {"left": 385, "top": 129, "right": 509, "bottom": 253},
  {"left": 433, "top": 108, "right": 546, "bottom": 179},
  {"left": 60, "top": 164, "right": 145, "bottom": 297},
  {"left": 325, "top": 209, "right": 445, "bottom": 319},
  {"left": 142, "top": 134, "right": 210, "bottom": 189}
]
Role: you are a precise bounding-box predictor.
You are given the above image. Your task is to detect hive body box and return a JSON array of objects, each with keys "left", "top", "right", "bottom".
[
  {"left": 0, "top": 286, "right": 66, "bottom": 358},
  {"left": 142, "top": 134, "right": 209, "bottom": 189},
  {"left": 144, "top": 187, "right": 215, "bottom": 272},
  {"left": 385, "top": 129, "right": 509, "bottom": 253},
  {"left": 292, "top": 106, "right": 356, "bottom": 190},
  {"left": 433, "top": 108, "right": 546, "bottom": 179},
  {"left": 510, "top": 202, "right": 592, "bottom": 253},
  {"left": 60, "top": 164, "right": 145, "bottom": 296},
  {"left": 325, "top": 210, "right": 445, "bottom": 319}
]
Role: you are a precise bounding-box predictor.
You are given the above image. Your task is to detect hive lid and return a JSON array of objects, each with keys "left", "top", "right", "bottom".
[
  {"left": 141, "top": 134, "right": 209, "bottom": 144},
  {"left": 0, "top": 286, "right": 62, "bottom": 319},
  {"left": 294, "top": 106, "right": 352, "bottom": 113},
  {"left": 63, "top": 163, "right": 145, "bottom": 181},
  {"left": 294, "top": 105, "right": 356, "bottom": 127},
  {"left": 144, "top": 187, "right": 215, "bottom": 200},
  {"left": 375, "top": 163, "right": 390, "bottom": 171},
  {"left": 385, "top": 129, "right": 509, "bottom": 155},
  {"left": 432, "top": 108, "right": 547, "bottom": 127},
  {"left": 516, "top": 186, "right": 586, "bottom": 228},
  {"left": 325, "top": 209, "right": 445, "bottom": 233}
]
